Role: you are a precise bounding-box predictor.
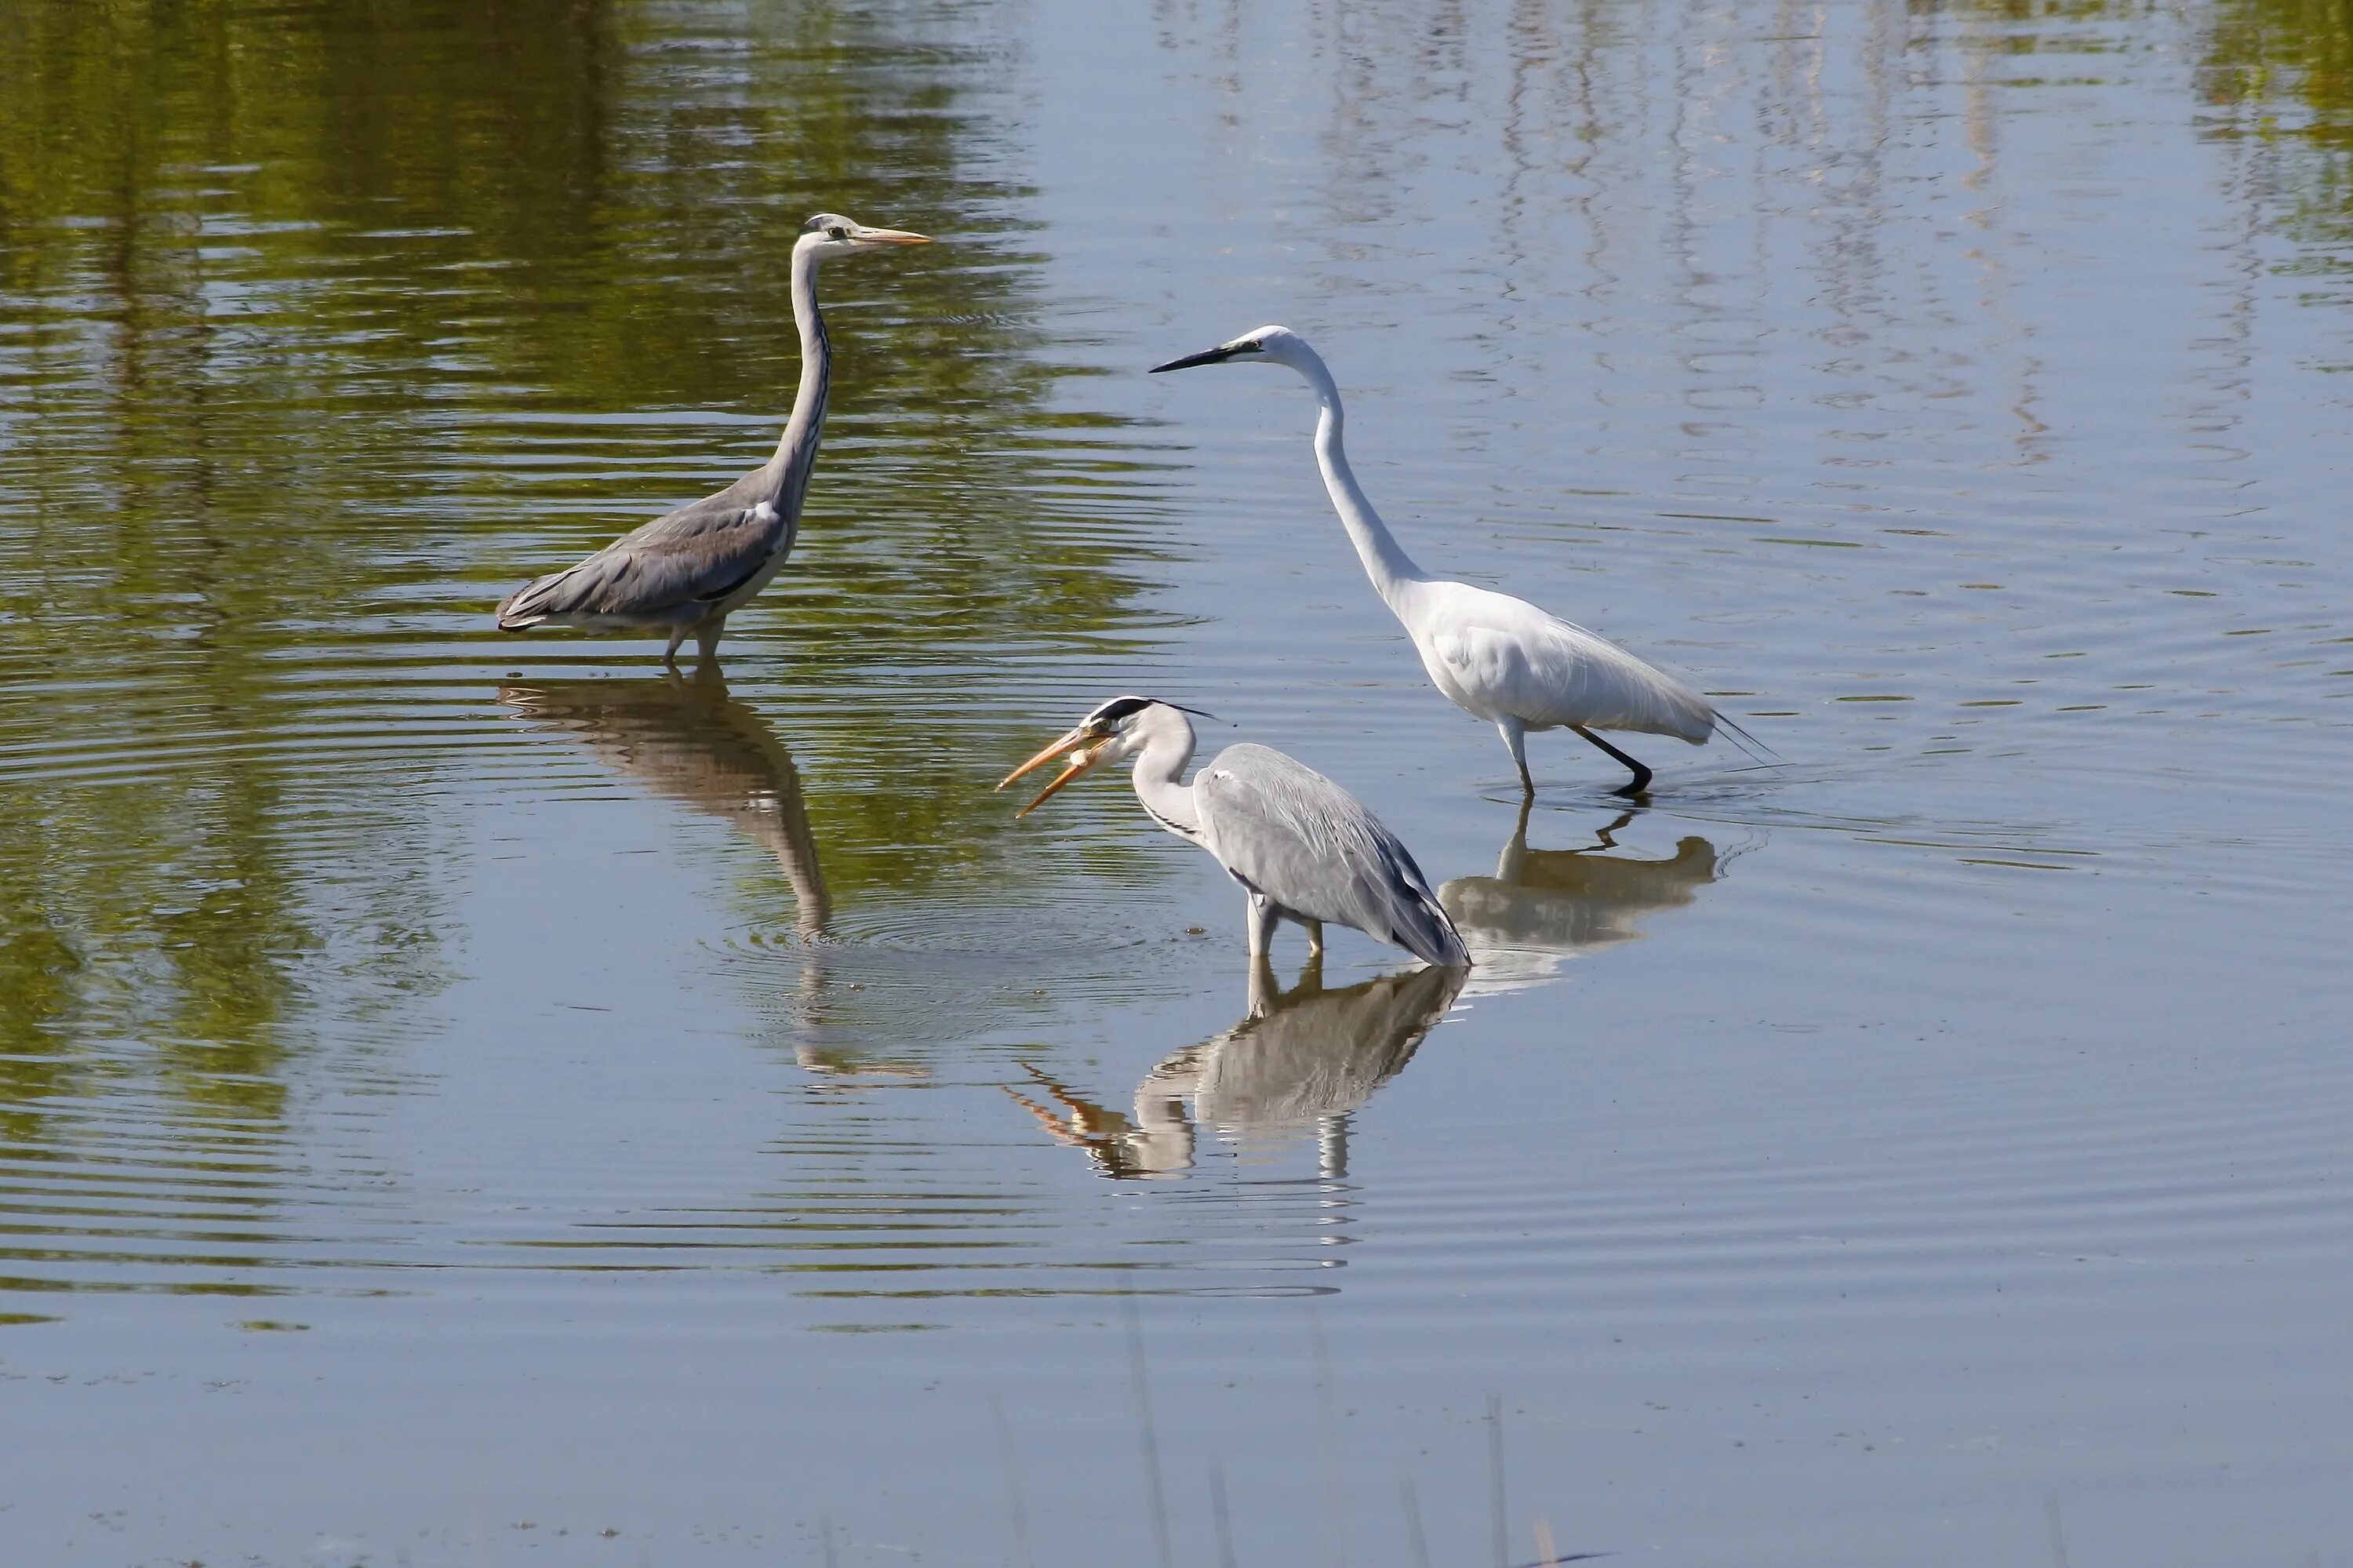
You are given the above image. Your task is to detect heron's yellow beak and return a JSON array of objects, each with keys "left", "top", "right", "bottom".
[
  {"left": 851, "top": 227, "right": 933, "bottom": 246},
  {"left": 997, "top": 728, "right": 1106, "bottom": 817}
]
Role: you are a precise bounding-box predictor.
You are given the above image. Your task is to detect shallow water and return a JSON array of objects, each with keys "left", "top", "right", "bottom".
[{"left": 2, "top": 0, "right": 2349, "bottom": 1562}]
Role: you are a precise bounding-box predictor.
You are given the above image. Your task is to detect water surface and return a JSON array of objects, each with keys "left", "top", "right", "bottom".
[{"left": 2, "top": 0, "right": 2350, "bottom": 1563}]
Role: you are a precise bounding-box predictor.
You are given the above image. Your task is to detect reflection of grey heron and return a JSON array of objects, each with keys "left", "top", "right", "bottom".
[
  {"left": 998, "top": 696, "right": 1467, "bottom": 968},
  {"left": 1152, "top": 326, "right": 1764, "bottom": 795},
  {"left": 498, "top": 674, "right": 829, "bottom": 939},
  {"left": 496, "top": 213, "right": 931, "bottom": 669},
  {"left": 1439, "top": 802, "right": 1722, "bottom": 987},
  {"left": 1007, "top": 958, "right": 1464, "bottom": 1179}
]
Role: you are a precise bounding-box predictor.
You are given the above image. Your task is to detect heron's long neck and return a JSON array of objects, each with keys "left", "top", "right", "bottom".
[
  {"left": 762, "top": 240, "right": 831, "bottom": 515},
  {"left": 1129, "top": 716, "right": 1204, "bottom": 843},
  {"left": 1300, "top": 353, "right": 1428, "bottom": 615}
]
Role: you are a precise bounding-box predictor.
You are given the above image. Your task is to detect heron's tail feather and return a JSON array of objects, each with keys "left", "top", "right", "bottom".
[
  {"left": 1395, "top": 889, "right": 1472, "bottom": 970},
  {"left": 496, "top": 568, "right": 580, "bottom": 630}
]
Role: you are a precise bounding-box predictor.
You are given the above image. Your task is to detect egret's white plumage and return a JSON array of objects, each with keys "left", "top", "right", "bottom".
[
  {"left": 999, "top": 697, "right": 1468, "bottom": 970},
  {"left": 1152, "top": 326, "right": 1755, "bottom": 794}
]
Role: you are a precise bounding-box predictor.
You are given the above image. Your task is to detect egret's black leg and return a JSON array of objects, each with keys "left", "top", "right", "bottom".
[{"left": 1572, "top": 726, "right": 1653, "bottom": 795}]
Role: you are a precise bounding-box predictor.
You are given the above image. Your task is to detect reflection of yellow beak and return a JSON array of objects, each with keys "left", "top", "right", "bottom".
[
  {"left": 997, "top": 728, "right": 1105, "bottom": 817},
  {"left": 851, "top": 227, "right": 933, "bottom": 246}
]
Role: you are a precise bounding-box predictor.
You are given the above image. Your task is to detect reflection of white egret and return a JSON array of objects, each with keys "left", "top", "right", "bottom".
[
  {"left": 495, "top": 214, "right": 931, "bottom": 669},
  {"left": 1152, "top": 326, "right": 1766, "bottom": 795},
  {"left": 1006, "top": 959, "right": 1464, "bottom": 1180},
  {"left": 1000, "top": 697, "right": 1467, "bottom": 968},
  {"left": 1439, "top": 803, "right": 1723, "bottom": 991}
]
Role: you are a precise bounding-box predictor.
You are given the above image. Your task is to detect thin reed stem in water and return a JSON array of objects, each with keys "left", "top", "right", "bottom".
[
  {"left": 1211, "top": 1461, "right": 1238, "bottom": 1568},
  {"left": 1125, "top": 1295, "right": 1176, "bottom": 1568},
  {"left": 1489, "top": 1393, "right": 1508, "bottom": 1568},
  {"left": 991, "top": 1394, "right": 1035, "bottom": 1568},
  {"left": 1400, "top": 1473, "right": 1432, "bottom": 1568}
]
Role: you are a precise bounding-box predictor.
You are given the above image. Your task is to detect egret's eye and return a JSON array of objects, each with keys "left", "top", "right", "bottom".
[{"left": 828, "top": 225, "right": 848, "bottom": 241}]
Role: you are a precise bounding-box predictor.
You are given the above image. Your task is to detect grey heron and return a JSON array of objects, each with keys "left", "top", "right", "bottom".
[
  {"left": 495, "top": 213, "right": 932, "bottom": 668},
  {"left": 998, "top": 696, "right": 1469, "bottom": 969},
  {"left": 1151, "top": 326, "right": 1764, "bottom": 795}
]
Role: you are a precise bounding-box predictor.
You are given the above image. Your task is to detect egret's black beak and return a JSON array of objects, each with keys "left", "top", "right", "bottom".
[{"left": 1150, "top": 343, "right": 1249, "bottom": 373}]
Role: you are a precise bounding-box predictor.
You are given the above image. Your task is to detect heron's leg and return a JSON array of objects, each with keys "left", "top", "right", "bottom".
[
  {"left": 1246, "top": 894, "right": 1277, "bottom": 962},
  {"left": 1571, "top": 725, "right": 1653, "bottom": 795},
  {"left": 1302, "top": 919, "right": 1325, "bottom": 959},
  {"left": 1497, "top": 718, "right": 1534, "bottom": 795},
  {"left": 1245, "top": 953, "right": 1280, "bottom": 1019},
  {"left": 662, "top": 627, "right": 689, "bottom": 671},
  {"left": 696, "top": 617, "right": 726, "bottom": 668}
]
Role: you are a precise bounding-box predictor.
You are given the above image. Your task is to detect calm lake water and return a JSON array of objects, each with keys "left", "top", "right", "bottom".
[{"left": 3, "top": 0, "right": 2349, "bottom": 1563}]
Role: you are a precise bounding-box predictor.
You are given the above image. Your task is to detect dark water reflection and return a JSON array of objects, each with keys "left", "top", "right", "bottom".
[
  {"left": 500, "top": 675, "right": 831, "bottom": 937},
  {"left": 1008, "top": 959, "right": 1463, "bottom": 1180},
  {"left": 3, "top": 0, "right": 2351, "bottom": 1562},
  {"left": 1439, "top": 803, "right": 1726, "bottom": 988}
]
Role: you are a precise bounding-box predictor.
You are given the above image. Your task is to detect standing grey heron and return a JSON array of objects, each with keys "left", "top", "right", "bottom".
[
  {"left": 998, "top": 696, "right": 1469, "bottom": 968},
  {"left": 1151, "top": 326, "right": 1764, "bottom": 795},
  {"left": 495, "top": 213, "right": 932, "bottom": 668}
]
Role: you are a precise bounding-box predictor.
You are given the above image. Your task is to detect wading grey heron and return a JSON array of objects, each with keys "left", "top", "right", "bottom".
[
  {"left": 495, "top": 213, "right": 932, "bottom": 668},
  {"left": 998, "top": 696, "right": 1469, "bottom": 969},
  {"left": 1151, "top": 326, "right": 1763, "bottom": 795}
]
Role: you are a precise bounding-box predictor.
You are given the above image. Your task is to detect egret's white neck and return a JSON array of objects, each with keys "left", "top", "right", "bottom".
[
  {"left": 762, "top": 238, "right": 832, "bottom": 509},
  {"left": 1290, "top": 347, "right": 1429, "bottom": 615},
  {"left": 1128, "top": 711, "right": 1204, "bottom": 842}
]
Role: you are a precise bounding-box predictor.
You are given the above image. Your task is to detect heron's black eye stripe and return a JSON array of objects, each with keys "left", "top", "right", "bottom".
[{"left": 1083, "top": 695, "right": 1155, "bottom": 728}]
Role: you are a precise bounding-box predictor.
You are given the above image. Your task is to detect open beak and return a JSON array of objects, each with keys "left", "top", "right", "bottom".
[
  {"left": 850, "top": 226, "right": 933, "bottom": 246},
  {"left": 1149, "top": 342, "right": 1249, "bottom": 373},
  {"left": 997, "top": 728, "right": 1105, "bottom": 817}
]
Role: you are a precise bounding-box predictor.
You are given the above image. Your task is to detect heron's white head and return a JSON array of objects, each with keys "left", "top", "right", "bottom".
[
  {"left": 798, "top": 212, "right": 934, "bottom": 255},
  {"left": 1149, "top": 325, "right": 1313, "bottom": 375},
  {"left": 997, "top": 696, "right": 1200, "bottom": 817}
]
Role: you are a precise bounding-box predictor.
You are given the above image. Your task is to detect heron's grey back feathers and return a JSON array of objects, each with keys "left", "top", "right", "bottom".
[
  {"left": 1195, "top": 743, "right": 1469, "bottom": 968},
  {"left": 496, "top": 487, "right": 795, "bottom": 628}
]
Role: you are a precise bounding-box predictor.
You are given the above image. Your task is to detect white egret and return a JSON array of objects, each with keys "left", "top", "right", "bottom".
[{"left": 1152, "top": 326, "right": 1762, "bottom": 795}]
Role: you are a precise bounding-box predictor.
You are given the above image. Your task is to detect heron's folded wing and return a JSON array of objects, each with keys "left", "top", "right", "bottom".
[
  {"left": 501, "top": 501, "right": 787, "bottom": 623},
  {"left": 1196, "top": 745, "right": 1466, "bottom": 966}
]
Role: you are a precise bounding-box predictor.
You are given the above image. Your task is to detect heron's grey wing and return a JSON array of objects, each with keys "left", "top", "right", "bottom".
[
  {"left": 1194, "top": 744, "right": 1468, "bottom": 967},
  {"left": 497, "top": 494, "right": 790, "bottom": 626}
]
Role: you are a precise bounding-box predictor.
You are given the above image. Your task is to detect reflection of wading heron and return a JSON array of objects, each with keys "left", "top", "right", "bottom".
[
  {"left": 1008, "top": 959, "right": 1464, "bottom": 1179},
  {"left": 999, "top": 697, "right": 1467, "bottom": 969},
  {"left": 1439, "top": 803, "right": 1722, "bottom": 988},
  {"left": 1151, "top": 326, "right": 1767, "bottom": 795},
  {"left": 495, "top": 214, "right": 932, "bottom": 670},
  {"left": 498, "top": 675, "right": 829, "bottom": 940}
]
